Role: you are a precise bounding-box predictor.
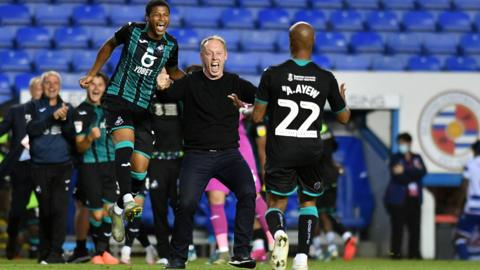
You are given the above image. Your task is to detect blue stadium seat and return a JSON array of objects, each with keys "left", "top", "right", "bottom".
[
  {"left": 381, "top": 0, "right": 415, "bottom": 9},
  {"left": 72, "top": 5, "right": 107, "bottom": 26},
  {"left": 203, "top": 0, "right": 236, "bottom": 6},
  {"left": 417, "top": 0, "right": 452, "bottom": 9},
  {"left": 168, "top": 7, "right": 182, "bottom": 28},
  {"left": 238, "top": 0, "right": 271, "bottom": 7},
  {"left": 0, "top": 50, "right": 31, "bottom": 72},
  {"left": 350, "top": 32, "right": 384, "bottom": 53},
  {"left": 34, "top": 4, "right": 73, "bottom": 25},
  {"left": 402, "top": 11, "right": 436, "bottom": 32},
  {"left": 0, "top": 26, "right": 15, "bottom": 48},
  {"left": 371, "top": 55, "right": 407, "bottom": 71},
  {"left": 179, "top": 50, "right": 199, "bottom": 68},
  {"left": 61, "top": 73, "right": 82, "bottom": 90},
  {"left": 333, "top": 54, "right": 372, "bottom": 70},
  {"left": 72, "top": 51, "right": 97, "bottom": 73},
  {"left": 0, "top": 4, "right": 30, "bottom": 25},
  {"left": 54, "top": 27, "right": 90, "bottom": 49},
  {"left": 460, "top": 33, "right": 480, "bottom": 54},
  {"left": 407, "top": 55, "right": 441, "bottom": 71},
  {"left": 312, "top": 54, "right": 333, "bottom": 69},
  {"left": 445, "top": 56, "right": 477, "bottom": 71},
  {"left": 107, "top": 47, "right": 122, "bottom": 72},
  {"left": 276, "top": 32, "right": 290, "bottom": 52},
  {"left": 366, "top": 11, "right": 399, "bottom": 31},
  {"left": 423, "top": 33, "right": 459, "bottom": 54},
  {"left": 241, "top": 31, "right": 276, "bottom": 52},
  {"left": 311, "top": 0, "right": 343, "bottom": 9},
  {"left": 386, "top": 33, "right": 422, "bottom": 53},
  {"left": 474, "top": 14, "right": 480, "bottom": 32},
  {"left": 438, "top": 11, "right": 471, "bottom": 32},
  {"left": 168, "top": 28, "right": 199, "bottom": 50},
  {"left": 259, "top": 52, "right": 289, "bottom": 70},
  {"left": 109, "top": 5, "right": 144, "bottom": 27},
  {"left": 273, "top": 0, "right": 308, "bottom": 8},
  {"left": 92, "top": 0, "right": 127, "bottom": 3},
  {"left": 330, "top": 10, "right": 364, "bottom": 31},
  {"left": 16, "top": 27, "right": 51, "bottom": 49},
  {"left": 162, "top": 0, "right": 198, "bottom": 5},
  {"left": 226, "top": 52, "right": 260, "bottom": 74},
  {"left": 293, "top": 10, "right": 327, "bottom": 30},
  {"left": 35, "top": 50, "right": 71, "bottom": 72},
  {"left": 454, "top": 0, "right": 480, "bottom": 10},
  {"left": 239, "top": 74, "right": 259, "bottom": 86},
  {"left": 347, "top": 0, "right": 379, "bottom": 9},
  {"left": 315, "top": 32, "right": 348, "bottom": 53},
  {"left": 14, "top": 73, "right": 37, "bottom": 92},
  {"left": 91, "top": 27, "right": 116, "bottom": 49},
  {"left": 221, "top": 8, "right": 255, "bottom": 29},
  {"left": 0, "top": 73, "right": 11, "bottom": 96},
  {"left": 183, "top": 7, "right": 222, "bottom": 28},
  {"left": 257, "top": 8, "right": 290, "bottom": 30},
  {"left": 211, "top": 29, "right": 240, "bottom": 51}
]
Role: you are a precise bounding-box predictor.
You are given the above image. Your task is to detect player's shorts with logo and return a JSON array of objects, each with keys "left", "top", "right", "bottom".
[
  {"left": 265, "top": 158, "right": 331, "bottom": 197},
  {"left": 103, "top": 95, "right": 155, "bottom": 158},
  {"left": 78, "top": 162, "right": 119, "bottom": 210}
]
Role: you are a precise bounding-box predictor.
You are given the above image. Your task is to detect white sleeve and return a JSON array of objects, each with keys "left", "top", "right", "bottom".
[{"left": 463, "top": 164, "right": 471, "bottom": 180}]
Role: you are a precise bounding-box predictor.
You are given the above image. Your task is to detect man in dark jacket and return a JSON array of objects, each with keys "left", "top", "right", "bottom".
[
  {"left": 384, "top": 132, "right": 427, "bottom": 260},
  {"left": 25, "top": 71, "right": 76, "bottom": 264},
  {"left": 0, "top": 77, "right": 42, "bottom": 259}
]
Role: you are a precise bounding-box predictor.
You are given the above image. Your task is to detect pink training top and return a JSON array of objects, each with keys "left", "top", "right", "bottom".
[{"left": 205, "top": 114, "right": 261, "bottom": 193}]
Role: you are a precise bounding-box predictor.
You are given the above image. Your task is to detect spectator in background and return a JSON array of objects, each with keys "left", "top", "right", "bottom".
[
  {"left": 384, "top": 132, "right": 427, "bottom": 260},
  {"left": 0, "top": 77, "right": 42, "bottom": 259},
  {"left": 454, "top": 140, "right": 480, "bottom": 260},
  {"left": 26, "top": 71, "right": 75, "bottom": 264}
]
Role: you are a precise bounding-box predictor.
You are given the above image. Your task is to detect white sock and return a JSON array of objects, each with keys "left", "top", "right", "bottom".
[
  {"left": 294, "top": 253, "right": 308, "bottom": 262},
  {"left": 342, "top": 231, "right": 353, "bottom": 242},
  {"left": 218, "top": 246, "right": 229, "bottom": 253},
  {"left": 114, "top": 203, "right": 123, "bottom": 215},
  {"left": 123, "top": 193, "right": 134, "bottom": 204},
  {"left": 326, "top": 231, "right": 335, "bottom": 245},
  {"left": 252, "top": 239, "right": 265, "bottom": 251}
]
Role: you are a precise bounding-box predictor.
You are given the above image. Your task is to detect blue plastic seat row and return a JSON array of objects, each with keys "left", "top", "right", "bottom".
[{"left": 3, "top": 4, "right": 480, "bottom": 33}]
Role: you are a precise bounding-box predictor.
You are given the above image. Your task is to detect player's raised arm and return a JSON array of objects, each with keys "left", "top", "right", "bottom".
[{"left": 79, "top": 36, "right": 118, "bottom": 89}]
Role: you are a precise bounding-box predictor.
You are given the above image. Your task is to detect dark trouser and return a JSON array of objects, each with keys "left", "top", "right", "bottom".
[
  {"left": 148, "top": 158, "right": 181, "bottom": 258},
  {"left": 7, "top": 161, "right": 34, "bottom": 247},
  {"left": 169, "top": 149, "right": 256, "bottom": 263},
  {"left": 387, "top": 197, "right": 421, "bottom": 259},
  {"left": 32, "top": 162, "right": 72, "bottom": 260}
]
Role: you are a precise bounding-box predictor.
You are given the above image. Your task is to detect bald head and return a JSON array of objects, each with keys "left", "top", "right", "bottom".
[{"left": 289, "top": 22, "right": 315, "bottom": 58}]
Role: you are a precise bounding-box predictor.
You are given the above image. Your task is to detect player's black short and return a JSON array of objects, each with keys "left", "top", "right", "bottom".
[
  {"left": 265, "top": 158, "right": 330, "bottom": 197},
  {"left": 103, "top": 95, "right": 155, "bottom": 158},
  {"left": 78, "top": 162, "right": 119, "bottom": 210}
]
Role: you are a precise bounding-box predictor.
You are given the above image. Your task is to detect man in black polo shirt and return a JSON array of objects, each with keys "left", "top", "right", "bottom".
[
  {"left": 252, "top": 22, "right": 350, "bottom": 270},
  {"left": 157, "top": 35, "right": 257, "bottom": 269}
]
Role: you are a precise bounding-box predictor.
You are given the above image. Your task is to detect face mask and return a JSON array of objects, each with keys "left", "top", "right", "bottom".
[{"left": 398, "top": 144, "right": 409, "bottom": 154}]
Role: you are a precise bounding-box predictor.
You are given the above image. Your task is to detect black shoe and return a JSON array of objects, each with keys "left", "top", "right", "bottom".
[
  {"left": 165, "top": 259, "right": 186, "bottom": 269},
  {"left": 44, "top": 252, "right": 65, "bottom": 264},
  {"left": 229, "top": 255, "right": 256, "bottom": 269},
  {"left": 67, "top": 248, "right": 91, "bottom": 263}
]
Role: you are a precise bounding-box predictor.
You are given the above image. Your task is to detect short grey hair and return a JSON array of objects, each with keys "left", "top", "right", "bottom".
[
  {"left": 29, "top": 76, "right": 41, "bottom": 88},
  {"left": 40, "top": 70, "right": 62, "bottom": 85},
  {"left": 200, "top": 35, "right": 227, "bottom": 51}
]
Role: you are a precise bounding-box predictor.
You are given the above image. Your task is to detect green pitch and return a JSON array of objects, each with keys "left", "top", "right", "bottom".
[{"left": 0, "top": 258, "right": 479, "bottom": 270}]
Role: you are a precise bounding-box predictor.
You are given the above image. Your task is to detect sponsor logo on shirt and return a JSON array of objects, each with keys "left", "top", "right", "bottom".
[
  {"left": 78, "top": 111, "right": 87, "bottom": 115},
  {"left": 115, "top": 116, "right": 124, "bottom": 126},
  {"left": 39, "top": 107, "right": 47, "bottom": 112},
  {"left": 287, "top": 73, "right": 316, "bottom": 82},
  {"left": 74, "top": 121, "right": 83, "bottom": 133}
]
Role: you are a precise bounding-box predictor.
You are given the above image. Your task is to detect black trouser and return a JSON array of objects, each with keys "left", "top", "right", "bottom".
[
  {"left": 7, "top": 161, "right": 34, "bottom": 246},
  {"left": 32, "top": 162, "right": 72, "bottom": 260},
  {"left": 386, "top": 197, "right": 421, "bottom": 259},
  {"left": 148, "top": 158, "right": 181, "bottom": 258},
  {"left": 169, "top": 149, "right": 256, "bottom": 263}
]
